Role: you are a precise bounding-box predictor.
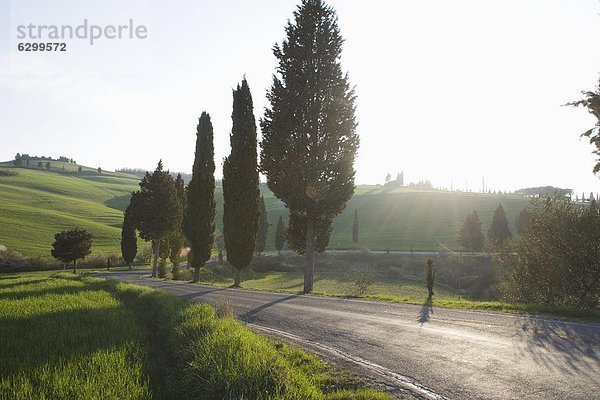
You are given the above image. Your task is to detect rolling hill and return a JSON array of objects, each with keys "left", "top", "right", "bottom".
[{"left": 0, "top": 163, "right": 531, "bottom": 258}]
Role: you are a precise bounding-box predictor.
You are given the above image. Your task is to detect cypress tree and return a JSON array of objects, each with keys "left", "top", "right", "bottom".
[
  {"left": 183, "top": 112, "right": 216, "bottom": 283},
  {"left": 352, "top": 209, "right": 359, "bottom": 245},
  {"left": 458, "top": 210, "right": 485, "bottom": 253},
  {"left": 275, "top": 215, "right": 286, "bottom": 252},
  {"left": 222, "top": 79, "right": 260, "bottom": 287},
  {"left": 169, "top": 173, "right": 186, "bottom": 269},
  {"left": 426, "top": 259, "right": 436, "bottom": 298},
  {"left": 488, "top": 203, "right": 512, "bottom": 247},
  {"left": 129, "top": 160, "right": 181, "bottom": 277},
  {"left": 255, "top": 196, "right": 268, "bottom": 255},
  {"left": 260, "top": 0, "right": 359, "bottom": 293},
  {"left": 120, "top": 205, "right": 137, "bottom": 270}
]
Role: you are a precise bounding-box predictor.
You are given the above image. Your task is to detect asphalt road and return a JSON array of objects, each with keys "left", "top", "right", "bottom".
[{"left": 98, "top": 270, "right": 600, "bottom": 400}]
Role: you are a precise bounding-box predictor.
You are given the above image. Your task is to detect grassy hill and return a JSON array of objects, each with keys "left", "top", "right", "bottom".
[
  {"left": 0, "top": 164, "right": 141, "bottom": 257},
  {"left": 0, "top": 163, "right": 531, "bottom": 258}
]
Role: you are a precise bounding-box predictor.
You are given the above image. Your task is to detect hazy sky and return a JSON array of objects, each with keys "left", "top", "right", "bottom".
[{"left": 2, "top": 0, "right": 600, "bottom": 194}]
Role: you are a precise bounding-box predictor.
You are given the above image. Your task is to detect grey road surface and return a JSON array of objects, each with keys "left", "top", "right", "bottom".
[{"left": 97, "top": 270, "right": 600, "bottom": 400}]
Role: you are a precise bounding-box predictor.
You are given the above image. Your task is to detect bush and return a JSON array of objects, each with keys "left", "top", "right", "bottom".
[
  {"left": 349, "top": 268, "right": 374, "bottom": 296},
  {"left": 0, "top": 169, "right": 18, "bottom": 177},
  {"left": 501, "top": 198, "right": 600, "bottom": 308},
  {"left": 135, "top": 247, "right": 153, "bottom": 263},
  {"left": 250, "top": 255, "right": 296, "bottom": 273},
  {"left": 173, "top": 268, "right": 193, "bottom": 282}
]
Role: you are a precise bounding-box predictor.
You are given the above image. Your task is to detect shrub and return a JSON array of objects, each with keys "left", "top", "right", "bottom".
[
  {"left": 250, "top": 255, "right": 296, "bottom": 273},
  {"left": 173, "top": 268, "right": 193, "bottom": 281},
  {"left": 502, "top": 198, "right": 600, "bottom": 308},
  {"left": 349, "top": 268, "right": 374, "bottom": 296},
  {"left": 0, "top": 169, "right": 18, "bottom": 177}
]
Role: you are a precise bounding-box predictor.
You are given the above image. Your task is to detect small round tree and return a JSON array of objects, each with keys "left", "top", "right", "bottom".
[{"left": 51, "top": 228, "right": 93, "bottom": 274}]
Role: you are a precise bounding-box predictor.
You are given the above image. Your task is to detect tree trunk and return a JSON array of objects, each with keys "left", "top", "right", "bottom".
[
  {"left": 152, "top": 241, "right": 160, "bottom": 278},
  {"left": 193, "top": 264, "right": 201, "bottom": 283},
  {"left": 128, "top": 262, "right": 132, "bottom": 271},
  {"left": 233, "top": 268, "right": 242, "bottom": 287},
  {"left": 72, "top": 260, "right": 77, "bottom": 274},
  {"left": 304, "top": 217, "right": 315, "bottom": 294}
]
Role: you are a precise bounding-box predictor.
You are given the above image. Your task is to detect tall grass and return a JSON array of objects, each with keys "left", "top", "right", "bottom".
[
  {"left": 0, "top": 273, "right": 391, "bottom": 399},
  {"left": 0, "top": 275, "right": 153, "bottom": 399}
]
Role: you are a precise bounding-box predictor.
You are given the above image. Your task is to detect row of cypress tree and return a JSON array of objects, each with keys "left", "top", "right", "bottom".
[{"left": 120, "top": 0, "right": 358, "bottom": 292}]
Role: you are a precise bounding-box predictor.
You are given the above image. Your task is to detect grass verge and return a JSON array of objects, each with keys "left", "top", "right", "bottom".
[
  {"left": 0, "top": 272, "right": 392, "bottom": 399},
  {"left": 171, "top": 262, "right": 600, "bottom": 320}
]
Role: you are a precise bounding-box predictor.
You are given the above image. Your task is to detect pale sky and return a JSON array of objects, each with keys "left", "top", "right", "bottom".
[{"left": 1, "top": 0, "right": 600, "bottom": 195}]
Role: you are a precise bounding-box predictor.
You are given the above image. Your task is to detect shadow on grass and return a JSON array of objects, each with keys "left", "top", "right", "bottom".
[
  {"left": 0, "top": 277, "right": 53, "bottom": 291},
  {"left": 0, "top": 277, "right": 108, "bottom": 300},
  {"left": 418, "top": 296, "right": 433, "bottom": 325},
  {"left": 0, "top": 287, "right": 148, "bottom": 381}
]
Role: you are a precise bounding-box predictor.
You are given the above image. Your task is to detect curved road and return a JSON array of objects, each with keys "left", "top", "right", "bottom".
[{"left": 98, "top": 270, "right": 600, "bottom": 400}]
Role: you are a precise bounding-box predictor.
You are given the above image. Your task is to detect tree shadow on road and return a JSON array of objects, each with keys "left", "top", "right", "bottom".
[
  {"left": 418, "top": 296, "right": 433, "bottom": 324},
  {"left": 238, "top": 294, "right": 299, "bottom": 322},
  {"left": 517, "top": 317, "right": 600, "bottom": 379}
]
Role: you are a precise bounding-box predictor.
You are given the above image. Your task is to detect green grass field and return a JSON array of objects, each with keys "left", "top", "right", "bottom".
[
  {"left": 0, "top": 166, "right": 142, "bottom": 257},
  {"left": 0, "top": 272, "right": 390, "bottom": 400},
  {"left": 0, "top": 163, "right": 530, "bottom": 258}
]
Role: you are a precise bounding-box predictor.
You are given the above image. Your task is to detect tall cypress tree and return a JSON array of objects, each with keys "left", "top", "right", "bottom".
[
  {"left": 260, "top": 0, "right": 359, "bottom": 293},
  {"left": 255, "top": 196, "right": 268, "bottom": 254},
  {"left": 120, "top": 205, "right": 137, "bottom": 270},
  {"left": 352, "top": 209, "right": 359, "bottom": 245},
  {"left": 184, "top": 112, "right": 216, "bottom": 283},
  {"left": 129, "top": 161, "right": 181, "bottom": 277},
  {"left": 275, "top": 215, "right": 286, "bottom": 252},
  {"left": 223, "top": 79, "right": 260, "bottom": 287},
  {"left": 488, "top": 203, "right": 512, "bottom": 247}
]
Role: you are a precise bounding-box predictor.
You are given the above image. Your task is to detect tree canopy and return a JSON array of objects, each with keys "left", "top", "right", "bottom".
[
  {"left": 184, "top": 112, "right": 216, "bottom": 283},
  {"left": 567, "top": 79, "right": 600, "bottom": 173},
  {"left": 129, "top": 160, "right": 181, "bottom": 277},
  {"left": 223, "top": 79, "right": 260, "bottom": 287},
  {"left": 503, "top": 198, "right": 600, "bottom": 308},
  {"left": 458, "top": 210, "right": 484, "bottom": 253},
  {"left": 260, "top": 0, "right": 358, "bottom": 293},
  {"left": 51, "top": 228, "right": 93, "bottom": 273},
  {"left": 488, "top": 204, "right": 512, "bottom": 247}
]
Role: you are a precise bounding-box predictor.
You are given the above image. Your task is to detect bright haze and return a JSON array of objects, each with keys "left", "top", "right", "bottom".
[{"left": 1, "top": 0, "right": 600, "bottom": 194}]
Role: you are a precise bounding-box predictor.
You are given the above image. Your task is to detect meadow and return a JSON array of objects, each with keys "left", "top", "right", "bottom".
[
  {"left": 0, "top": 163, "right": 530, "bottom": 259},
  {"left": 0, "top": 165, "right": 142, "bottom": 257},
  {"left": 0, "top": 272, "right": 390, "bottom": 400}
]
